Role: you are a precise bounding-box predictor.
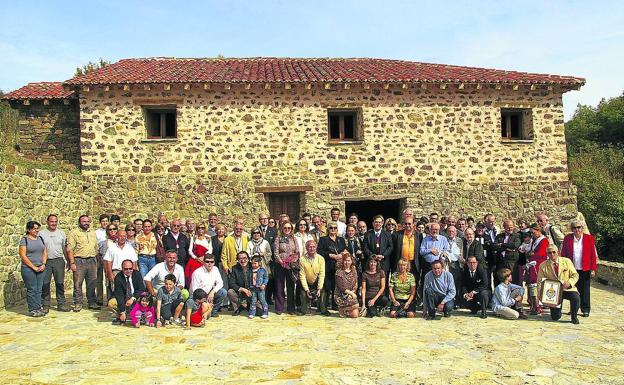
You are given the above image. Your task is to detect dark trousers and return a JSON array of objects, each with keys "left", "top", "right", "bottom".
[
  {"left": 325, "top": 268, "right": 336, "bottom": 308},
  {"left": 419, "top": 263, "right": 432, "bottom": 303},
  {"left": 550, "top": 291, "right": 580, "bottom": 321},
  {"left": 274, "top": 264, "right": 297, "bottom": 312},
  {"left": 21, "top": 265, "right": 45, "bottom": 312},
  {"left": 577, "top": 270, "right": 591, "bottom": 313},
  {"left": 160, "top": 299, "right": 183, "bottom": 320},
  {"left": 449, "top": 261, "right": 462, "bottom": 304},
  {"left": 300, "top": 280, "right": 327, "bottom": 313},
  {"left": 464, "top": 289, "right": 490, "bottom": 313},
  {"left": 365, "top": 295, "right": 388, "bottom": 314},
  {"left": 42, "top": 258, "right": 66, "bottom": 308},
  {"left": 96, "top": 254, "right": 104, "bottom": 303},
  {"left": 73, "top": 257, "right": 97, "bottom": 306},
  {"left": 424, "top": 287, "right": 454, "bottom": 316}
]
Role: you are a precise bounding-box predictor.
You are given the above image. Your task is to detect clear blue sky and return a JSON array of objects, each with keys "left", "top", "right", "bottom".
[{"left": 1, "top": 0, "right": 623, "bottom": 119}]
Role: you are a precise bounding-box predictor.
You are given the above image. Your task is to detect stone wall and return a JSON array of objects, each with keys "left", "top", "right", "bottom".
[
  {"left": 597, "top": 260, "right": 624, "bottom": 291},
  {"left": 9, "top": 99, "right": 81, "bottom": 168},
  {"left": 0, "top": 165, "right": 92, "bottom": 308},
  {"left": 77, "top": 82, "right": 576, "bottom": 225}
]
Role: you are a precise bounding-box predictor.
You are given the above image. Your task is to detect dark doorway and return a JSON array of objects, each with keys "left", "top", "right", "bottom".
[
  {"left": 267, "top": 193, "right": 301, "bottom": 222},
  {"left": 345, "top": 199, "right": 403, "bottom": 227}
]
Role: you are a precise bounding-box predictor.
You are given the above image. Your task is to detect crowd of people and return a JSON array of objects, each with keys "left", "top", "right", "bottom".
[{"left": 18, "top": 208, "right": 597, "bottom": 328}]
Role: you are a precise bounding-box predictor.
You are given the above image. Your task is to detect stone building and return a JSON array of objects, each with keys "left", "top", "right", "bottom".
[{"left": 3, "top": 57, "right": 585, "bottom": 225}]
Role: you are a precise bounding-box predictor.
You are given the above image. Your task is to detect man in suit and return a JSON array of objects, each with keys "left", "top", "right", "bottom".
[
  {"left": 258, "top": 213, "right": 277, "bottom": 247},
  {"left": 491, "top": 219, "right": 521, "bottom": 287},
  {"left": 393, "top": 217, "right": 420, "bottom": 277},
  {"left": 112, "top": 259, "right": 147, "bottom": 325},
  {"left": 463, "top": 228, "right": 485, "bottom": 265},
  {"left": 163, "top": 218, "right": 190, "bottom": 267},
  {"left": 363, "top": 215, "right": 394, "bottom": 275},
  {"left": 537, "top": 244, "right": 580, "bottom": 324},
  {"left": 461, "top": 256, "right": 490, "bottom": 318}
]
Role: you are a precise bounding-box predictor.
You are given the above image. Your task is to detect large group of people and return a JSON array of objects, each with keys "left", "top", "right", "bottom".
[{"left": 18, "top": 208, "right": 597, "bottom": 328}]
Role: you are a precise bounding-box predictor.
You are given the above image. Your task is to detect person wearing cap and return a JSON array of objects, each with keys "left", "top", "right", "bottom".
[
  {"left": 537, "top": 244, "right": 580, "bottom": 324},
  {"left": 560, "top": 220, "right": 597, "bottom": 317}
]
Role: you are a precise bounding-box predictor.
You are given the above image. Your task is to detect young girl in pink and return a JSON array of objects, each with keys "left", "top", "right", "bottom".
[{"left": 129, "top": 292, "right": 156, "bottom": 328}]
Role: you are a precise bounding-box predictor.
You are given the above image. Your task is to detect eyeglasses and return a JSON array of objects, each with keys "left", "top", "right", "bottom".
[
  {"left": 126, "top": 229, "right": 135, "bottom": 232},
  {"left": 572, "top": 226, "right": 582, "bottom": 230},
  {"left": 546, "top": 251, "right": 557, "bottom": 255},
  {"left": 171, "top": 224, "right": 181, "bottom": 228},
  {"left": 283, "top": 227, "right": 292, "bottom": 230},
  {"left": 123, "top": 267, "right": 133, "bottom": 271},
  {"left": 204, "top": 260, "right": 215, "bottom": 264},
  {"left": 328, "top": 226, "right": 338, "bottom": 230},
  {"left": 198, "top": 226, "right": 206, "bottom": 229},
  {"left": 107, "top": 228, "right": 118, "bottom": 231}
]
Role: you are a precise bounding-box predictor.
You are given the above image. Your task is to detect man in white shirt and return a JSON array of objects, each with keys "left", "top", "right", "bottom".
[
  {"left": 104, "top": 230, "right": 138, "bottom": 294},
  {"left": 144, "top": 250, "right": 185, "bottom": 295},
  {"left": 95, "top": 214, "right": 110, "bottom": 244},
  {"left": 190, "top": 254, "right": 226, "bottom": 317},
  {"left": 330, "top": 208, "right": 347, "bottom": 237}
]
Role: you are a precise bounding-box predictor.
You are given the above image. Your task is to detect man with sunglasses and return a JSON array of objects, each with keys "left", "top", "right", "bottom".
[
  {"left": 560, "top": 220, "right": 597, "bottom": 318},
  {"left": 189, "top": 254, "right": 226, "bottom": 318},
  {"left": 163, "top": 219, "right": 190, "bottom": 266},
  {"left": 97, "top": 222, "right": 118, "bottom": 305},
  {"left": 104, "top": 230, "right": 138, "bottom": 301},
  {"left": 537, "top": 244, "right": 581, "bottom": 324},
  {"left": 112, "top": 259, "right": 146, "bottom": 325}
]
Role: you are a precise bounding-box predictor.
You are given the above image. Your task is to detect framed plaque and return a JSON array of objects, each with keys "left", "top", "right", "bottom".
[{"left": 539, "top": 279, "right": 563, "bottom": 307}]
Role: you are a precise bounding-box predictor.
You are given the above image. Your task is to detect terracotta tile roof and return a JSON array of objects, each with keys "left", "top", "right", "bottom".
[
  {"left": 2, "top": 82, "right": 75, "bottom": 100},
  {"left": 64, "top": 58, "right": 585, "bottom": 87}
]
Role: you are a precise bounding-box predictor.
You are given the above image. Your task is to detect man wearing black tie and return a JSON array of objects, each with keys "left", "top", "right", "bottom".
[
  {"left": 461, "top": 256, "right": 490, "bottom": 319},
  {"left": 363, "top": 215, "right": 394, "bottom": 275},
  {"left": 483, "top": 214, "right": 499, "bottom": 290},
  {"left": 113, "top": 259, "right": 146, "bottom": 325},
  {"left": 258, "top": 213, "right": 277, "bottom": 246}
]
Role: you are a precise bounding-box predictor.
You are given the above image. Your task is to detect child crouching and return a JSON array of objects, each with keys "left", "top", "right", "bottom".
[
  {"left": 185, "top": 288, "right": 213, "bottom": 329},
  {"left": 130, "top": 292, "right": 156, "bottom": 328}
]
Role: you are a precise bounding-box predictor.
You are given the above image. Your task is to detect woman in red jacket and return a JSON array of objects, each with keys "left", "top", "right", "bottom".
[{"left": 526, "top": 223, "right": 548, "bottom": 315}]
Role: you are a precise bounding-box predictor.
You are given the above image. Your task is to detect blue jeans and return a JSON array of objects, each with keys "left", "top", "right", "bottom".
[
  {"left": 21, "top": 265, "right": 45, "bottom": 312},
  {"left": 138, "top": 255, "right": 157, "bottom": 278},
  {"left": 249, "top": 289, "right": 268, "bottom": 316},
  {"left": 211, "top": 288, "right": 227, "bottom": 316}
]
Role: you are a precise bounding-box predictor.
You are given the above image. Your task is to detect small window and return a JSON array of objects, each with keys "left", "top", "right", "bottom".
[
  {"left": 501, "top": 108, "right": 532, "bottom": 140},
  {"left": 328, "top": 109, "right": 360, "bottom": 142},
  {"left": 145, "top": 106, "right": 177, "bottom": 139}
]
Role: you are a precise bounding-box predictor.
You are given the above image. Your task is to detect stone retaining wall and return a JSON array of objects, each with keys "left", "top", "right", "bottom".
[
  {"left": 0, "top": 165, "right": 91, "bottom": 308},
  {"left": 597, "top": 260, "right": 624, "bottom": 291}
]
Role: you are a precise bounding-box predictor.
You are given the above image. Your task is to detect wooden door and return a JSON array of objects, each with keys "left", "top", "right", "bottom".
[{"left": 267, "top": 193, "right": 300, "bottom": 222}]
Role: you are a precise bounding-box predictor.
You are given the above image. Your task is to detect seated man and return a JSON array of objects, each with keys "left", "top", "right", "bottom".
[
  {"left": 299, "top": 240, "right": 327, "bottom": 315},
  {"left": 112, "top": 259, "right": 146, "bottom": 325},
  {"left": 492, "top": 267, "right": 527, "bottom": 320},
  {"left": 144, "top": 250, "right": 185, "bottom": 297},
  {"left": 423, "top": 259, "right": 455, "bottom": 320},
  {"left": 461, "top": 255, "right": 490, "bottom": 318},
  {"left": 189, "top": 254, "right": 227, "bottom": 318},
  {"left": 537, "top": 244, "right": 581, "bottom": 324},
  {"left": 228, "top": 251, "right": 254, "bottom": 316}
]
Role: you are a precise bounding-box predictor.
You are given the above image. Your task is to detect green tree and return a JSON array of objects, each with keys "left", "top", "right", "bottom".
[
  {"left": 75, "top": 58, "right": 111, "bottom": 76},
  {"left": 566, "top": 92, "right": 624, "bottom": 261}
]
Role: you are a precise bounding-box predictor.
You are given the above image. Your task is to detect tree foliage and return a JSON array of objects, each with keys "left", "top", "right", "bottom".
[
  {"left": 75, "top": 58, "right": 111, "bottom": 76},
  {"left": 566, "top": 92, "right": 624, "bottom": 261}
]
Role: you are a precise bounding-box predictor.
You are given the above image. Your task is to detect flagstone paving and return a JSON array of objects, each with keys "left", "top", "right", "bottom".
[{"left": 1, "top": 282, "right": 623, "bottom": 385}]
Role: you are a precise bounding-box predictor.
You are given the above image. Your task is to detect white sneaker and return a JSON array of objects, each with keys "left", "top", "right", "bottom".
[
  {"left": 248, "top": 315, "right": 255, "bottom": 319},
  {"left": 172, "top": 318, "right": 183, "bottom": 326},
  {"left": 261, "top": 314, "right": 268, "bottom": 319}
]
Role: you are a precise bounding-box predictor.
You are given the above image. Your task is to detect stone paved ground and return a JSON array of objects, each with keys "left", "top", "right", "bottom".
[{"left": 1, "top": 282, "right": 623, "bottom": 385}]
